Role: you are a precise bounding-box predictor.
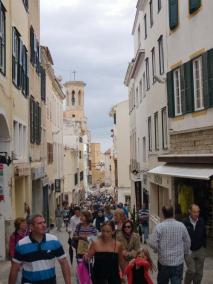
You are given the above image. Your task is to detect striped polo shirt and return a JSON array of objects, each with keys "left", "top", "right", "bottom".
[{"left": 13, "top": 233, "right": 66, "bottom": 284}]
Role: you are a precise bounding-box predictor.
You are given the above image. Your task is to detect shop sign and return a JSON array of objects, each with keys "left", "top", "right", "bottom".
[
  {"left": 154, "top": 174, "right": 162, "bottom": 185},
  {"left": 0, "top": 164, "right": 4, "bottom": 201},
  {"left": 55, "top": 179, "right": 61, "bottom": 192},
  {"left": 32, "top": 167, "right": 45, "bottom": 180}
]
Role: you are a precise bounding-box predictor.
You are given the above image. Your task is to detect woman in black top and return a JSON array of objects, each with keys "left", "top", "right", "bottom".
[{"left": 84, "top": 221, "right": 125, "bottom": 284}]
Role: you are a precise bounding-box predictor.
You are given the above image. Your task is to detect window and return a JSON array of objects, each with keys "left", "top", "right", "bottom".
[
  {"left": 12, "top": 28, "right": 19, "bottom": 86},
  {"left": 72, "top": 91, "right": 75, "bottom": 105},
  {"left": 144, "top": 14, "right": 147, "bottom": 39},
  {"left": 143, "top": 137, "right": 146, "bottom": 162},
  {"left": 78, "top": 90, "right": 81, "bottom": 105},
  {"left": 47, "top": 143, "right": 53, "bottom": 164},
  {"left": 150, "top": 0, "right": 153, "bottom": 27},
  {"left": 158, "top": 35, "right": 164, "bottom": 74},
  {"left": 148, "top": 116, "right": 152, "bottom": 151},
  {"left": 30, "top": 96, "right": 41, "bottom": 144},
  {"left": 80, "top": 171, "right": 84, "bottom": 181},
  {"left": 193, "top": 56, "right": 204, "bottom": 110},
  {"left": 75, "top": 173, "right": 78, "bottom": 185},
  {"left": 161, "top": 107, "right": 168, "bottom": 149},
  {"left": 137, "top": 25, "right": 141, "bottom": 48},
  {"left": 139, "top": 80, "right": 142, "bottom": 103},
  {"left": 30, "top": 26, "right": 40, "bottom": 73},
  {"left": 189, "top": 0, "right": 201, "bottom": 14},
  {"left": 143, "top": 72, "right": 146, "bottom": 97},
  {"left": 0, "top": 2, "right": 6, "bottom": 75},
  {"left": 169, "top": 0, "right": 179, "bottom": 30},
  {"left": 113, "top": 113, "right": 116, "bottom": 124},
  {"left": 154, "top": 112, "right": 159, "bottom": 150},
  {"left": 12, "top": 27, "right": 28, "bottom": 95},
  {"left": 145, "top": 58, "right": 150, "bottom": 90},
  {"left": 13, "top": 121, "right": 27, "bottom": 159},
  {"left": 136, "top": 87, "right": 139, "bottom": 107},
  {"left": 174, "top": 68, "right": 182, "bottom": 115},
  {"left": 158, "top": 0, "right": 162, "bottom": 12},
  {"left": 79, "top": 150, "right": 82, "bottom": 159},
  {"left": 40, "top": 66, "right": 46, "bottom": 101},
  {"left": 151, "top": 47, "right": 156, "bottom": 83},
  {"left": 22, "top": 0, "right": 29, "bottom": 12}
]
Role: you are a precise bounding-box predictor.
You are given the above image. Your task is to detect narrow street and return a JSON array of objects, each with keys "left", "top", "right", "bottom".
[{"left": 1, "top": 225, "right": 213, "bottom": 284}]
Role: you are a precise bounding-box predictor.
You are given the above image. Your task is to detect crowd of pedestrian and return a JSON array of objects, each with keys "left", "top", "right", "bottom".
[{"left": 8, "top": 196, "right": 207, "bottom": 284}]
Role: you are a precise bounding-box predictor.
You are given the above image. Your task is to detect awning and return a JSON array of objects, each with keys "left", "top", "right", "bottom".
[{"left": 148, "top": 164, "right": 213, "bottom": 180}]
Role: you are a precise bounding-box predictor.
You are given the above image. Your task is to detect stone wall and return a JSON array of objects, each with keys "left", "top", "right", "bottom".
[{"left": 170, "top": 128, "right": 213, "bottom": 154}]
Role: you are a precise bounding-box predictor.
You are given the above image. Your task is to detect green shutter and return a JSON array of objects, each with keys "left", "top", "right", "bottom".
[
  {"left": 180, "top": 65, "right": 186, "bottom": 114},
  {"left": 207, "top": 48, "right": 213, "bottom": 107},
  {"left": 184, "top": 61, "right": 194, "bottom": 113},
  {"left": 169, "top": 0, "right": 178, "bottom": 30},
  {"left": 189, "top": 0, "right": 201, "bottom": 14},
  {"left": 167, "top": 71, "right": 175, "bottom": 117},
  {"left": 202, "top": 52, "right": 210, "bottom": 108},
  {"left": 30, "top": 97, "right": 34, "bottom": 144}
]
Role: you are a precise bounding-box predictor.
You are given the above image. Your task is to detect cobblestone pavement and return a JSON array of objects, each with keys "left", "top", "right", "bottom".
[{"left": 1, "top": 227, "right": 213, "bottom": 283}]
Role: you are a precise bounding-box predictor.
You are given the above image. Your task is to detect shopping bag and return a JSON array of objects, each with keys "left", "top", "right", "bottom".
[{"left": 76, "top": 260, "right": 92, "bottom": 284}]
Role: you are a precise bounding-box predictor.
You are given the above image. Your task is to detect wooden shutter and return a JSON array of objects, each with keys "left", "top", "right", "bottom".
[
  {"left": 35, "top": 102, "right": 39, "bottom": 144},
  {"left": 167, "top": 71, "right": 175, "bottom": 117},
  {"left": 30, "top": 97, "right": 35, "bottom": 143},
  {"left": 202, "top": 52, "right": 210, "bottom": 108},
  {"left": 184, "top": 61, "right": 194, "bottom": 113},
  {"left": 189, "top": 0, "right": 201, "bottom": 14},
  {"left": 180, "top": 65, "right": 186, "bottom": 114},
  {"left": 169, "top": 0, "right": 178, "bottom": 30},
  {"left": 38, "top": 105, "right": 41, "bottom": 144},
  {"left": 207, "top": 48, "right": 213, "bottom": 107},
  {"left": 30, "top": 26, "right": 34, "bottom": 64},
  {"left": 40, "top": 66, "right": 46, "bottom": 101},
  {"left": 12, "top": 27, "right": 16, "bottom": 83},
  {"left": 18, "top": 39, "right": 23, "bottom": 89}
]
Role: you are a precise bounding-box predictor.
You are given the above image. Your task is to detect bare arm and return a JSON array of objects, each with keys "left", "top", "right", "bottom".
[
  {"left": 58, "top": 257, "right": 72, "bottom": 284},
  {"left": 84, "top": 240, "right": 96, "bottom": 261},
  {"left": 8, "top": 261, "right": 21, "bottom": 284},
  {"left": 117, "top": 242, "right": 126, "bottom": 273}
]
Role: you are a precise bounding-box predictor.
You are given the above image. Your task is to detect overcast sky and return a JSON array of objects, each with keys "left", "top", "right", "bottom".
[{"left": 40, "top": 0, "right": 137, "bottom": 152}]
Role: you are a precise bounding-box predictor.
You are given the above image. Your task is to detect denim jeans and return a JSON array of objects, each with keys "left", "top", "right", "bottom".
[
  {"left": 139, "top": 224, "right": 149, "bottom": 241},
  {"left": 157, "top": 262, "right": 184, "bottom": 284}
]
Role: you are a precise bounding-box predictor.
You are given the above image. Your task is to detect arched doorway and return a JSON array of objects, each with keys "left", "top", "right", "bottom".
[{"left": 0, "top": 113, "right": 10, "bottom": 153}]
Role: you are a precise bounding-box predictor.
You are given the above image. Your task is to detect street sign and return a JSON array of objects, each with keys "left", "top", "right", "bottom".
[{"left": 55, "top": 179, "right": 61, "bottom": 192}]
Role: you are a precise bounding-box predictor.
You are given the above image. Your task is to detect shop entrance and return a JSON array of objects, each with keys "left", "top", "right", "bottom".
[{"left": 174, "top": 178, "right": 213, "bottom": 253}]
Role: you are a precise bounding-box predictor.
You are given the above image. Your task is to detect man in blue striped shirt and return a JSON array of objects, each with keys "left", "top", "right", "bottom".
[{"left": 8, "top": 214, "right": 72, "bottom": 284}]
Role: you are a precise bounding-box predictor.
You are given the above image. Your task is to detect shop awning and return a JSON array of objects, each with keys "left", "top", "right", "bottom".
[{"left": 148, "top": 164, "right": 213, "bottom": 180}]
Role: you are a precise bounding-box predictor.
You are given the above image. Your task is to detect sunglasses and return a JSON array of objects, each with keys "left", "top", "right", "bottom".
[{"left": 124, "top": 225, "right": 131, "bottom": 228}]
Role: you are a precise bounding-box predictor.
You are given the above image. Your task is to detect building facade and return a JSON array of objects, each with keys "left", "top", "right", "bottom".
[
  {"left": 110, "top": 100, "right": 131, "bottom": 205},
  {"left": 149, "top": 0, "right": 213, "bottom": 244},
  {"left": 90, "top": 143, "right": 105, "bottom": 189},
  {"left": 124, "top": 0, "right": 169, "bottom": 213},
  {"left": 63, "top": 81, "right": 90, "bottom": 204}
]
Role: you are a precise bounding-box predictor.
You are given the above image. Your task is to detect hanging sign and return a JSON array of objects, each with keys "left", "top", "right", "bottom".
[{"left": 0, "top": 164, "right": 4, "bottom": 201}]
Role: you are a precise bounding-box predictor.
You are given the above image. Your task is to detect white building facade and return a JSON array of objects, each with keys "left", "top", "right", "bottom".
[
  {"left": 125, "top": 0, "right": 169, "bottom": 217},
  {"left": 110, "top": 100, "right": 131, "bottom": 205}
]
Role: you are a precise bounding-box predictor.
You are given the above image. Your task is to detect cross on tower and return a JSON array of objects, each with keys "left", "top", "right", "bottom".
[{"left": 72, "top": 70, "right": 76, "bottom": 81}]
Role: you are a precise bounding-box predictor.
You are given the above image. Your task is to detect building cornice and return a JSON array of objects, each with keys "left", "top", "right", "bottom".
[
  {"left": 124, "top": 60, "right": 134, "bottom": 87},
  {"left": 130, "top": 49, "right": 145, "bottom": 79}
]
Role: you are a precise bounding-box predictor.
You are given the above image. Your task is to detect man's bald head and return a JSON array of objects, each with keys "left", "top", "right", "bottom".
[{"left": 189, "top": 204, "right": 200, "bottom": 221}]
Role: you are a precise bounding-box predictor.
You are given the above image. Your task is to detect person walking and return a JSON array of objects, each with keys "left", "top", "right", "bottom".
[
  {"left": 8, "top": 214, "right": 72, "bottom": 284},
  {"left": 116, "top": 220, "right": 140, "bottom": 265},
  {"left": 68, "top": 206, "right": 81, "bottom": 264},
  {"left": 93, "top": 208, "right": 108, "bottom": 233},
  {"left": 55, "top": 204, "right": 63, "bottom": 232},
  {"left": 72, "top": 210, "right": 97, "bottom": 262},
  {"left": 84, "top": 221, "right": 125, "bottom": 284},
  {"left": 183, "top": 204, "right": 206, "bottom": 284},
  {"left": 138, "top": 203, "right": 149, "bottom": 244},
  {"left": 9, "top": 218, "right": 28, "bottom": 284},
  {"left": 149, "top": 206, "right": 191, "bottom": 284}
]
